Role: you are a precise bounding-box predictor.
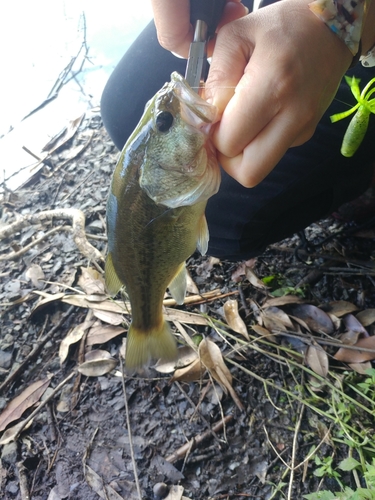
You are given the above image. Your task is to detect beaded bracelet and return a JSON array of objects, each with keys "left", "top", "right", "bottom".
[{"left": 308, "top": 0, "right": 366, "bottom": 63}]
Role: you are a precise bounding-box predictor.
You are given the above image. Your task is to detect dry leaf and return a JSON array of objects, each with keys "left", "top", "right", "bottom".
[
  {"left": 56, "top": 401, "right": 70, "bottom": 413},
  {"left": 86, "top": 325, "right": 126, "bottom": 346},
  {"left": 231, "top": 259, "right": 256, "bottom": 282},
  {"left": 289, "top": 314, "right": 311, "bottom": 332},
  {"left": 42, "top": 114, "right": 85, "bottom": 153},
  {"left": 0, "top": 419, "right": 33, "bottom": 445},
  {"left": 223, "top": 299, "right": 249, "bottom": 340},
  {"left": 327, "top": 300, "right": 358, "bottom": 317},
  {"left": 0, "top": 377, "right": 52, "bottom": 431},
  {"left": 92, "top": 309, "right": 125, "bottom": 325},
  {"left": 62, "top": 294, "right": 128, "bottom": 313},
  {"left": 164, "top": 485, "right": 184, "bottom": 500},
  {"left": 59, "top": 320, "right": 95, "bottom": 363},
  {"left": 84, "top": 464, "right": 123, "bottom": 500},
  {"left": 196, "top": 256, "right": 220, "bottom": 279},
  {"left": 356, "top": 309, "right": 375, "bottom": 327},
  {"left": 31, "top": 292, "right": 66, "bottom": 315},
  {"left": 261, "top": 306, "right": 294, "bottom": 333},
  {"left": 25, "top": 264, "right": 45, "bottom": 289},
  {"left": 62, "top": 293, "right": 209, "bottom": 326},
  {"left": 343, "top": 314, "right": 368, "bottom": 336},
  {"left": 263, "top": 295, "right": 303, "bottom": 307},
  {"left": 251, "top": 324, "right": 277, "bottom": 343},
  {"left": 349, "top": 361, "right": 373, "bottom": 374},
  {"left": 290, "top": 304, "right": 334, "bottom": 334},
  {"left": 334, "top": 336, "right": 375, "bottom": 363},
  {"left": 327, "top": 312, "right": 341, "bottom": 331},
  {"left": 85, "top": 294, "right": 109, "bottom": 303},
  {"left": 199, "top": 338, "right": 244, "bottom": 411},
  {"left": 155, "top": 346, "right": 198, "bottom": 374},
  {"left": 186, "top": 270, "right": 199, "bottom": 295},
  {"left": 339, "top": 330, "right": 361, "bottom": 346},
  {"left": 78, "top": 267, "right": 105, "bottom": 295},
  {"left": 305, "top": 345, "right": 329, "bottom": 377},
  {"left": 78, "top": 350, "right": 117, "bottom": 377},
  {"left": 245, "top": 267, "right": 268, "bottom": 290},
  {"left": 165, "top": 309, "right": 208, "bottom": 326},
  {"left": 170, "top": 358, "right": 205, "bottom": 382}
]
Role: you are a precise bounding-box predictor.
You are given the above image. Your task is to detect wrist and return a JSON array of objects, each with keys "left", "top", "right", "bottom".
[{"left": 308, "top": 0, "right": 367, "bottom": 55}]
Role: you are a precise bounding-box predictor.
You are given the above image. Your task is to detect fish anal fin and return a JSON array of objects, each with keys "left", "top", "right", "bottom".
[
  {"left": 197, "top": 214, "right": 209, "bottom": 255},
  {"left": 125, "top": 320, "right": 177, "bottom": 371},
  {"left": 105, "top": 253, "right": 123, "bottom": 296},
  {"left": 168, "top": 262, "right": 187, "bottom": 305}
]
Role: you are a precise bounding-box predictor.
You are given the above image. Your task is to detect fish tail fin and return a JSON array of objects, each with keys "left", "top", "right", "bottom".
[{"left": 125, "top": 319, "right": 177, "bottom": 370}]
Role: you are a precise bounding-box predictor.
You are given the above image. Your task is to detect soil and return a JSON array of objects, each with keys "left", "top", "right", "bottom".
[{"left": 1, "top": 111, "right": 375, "bottom": 500}]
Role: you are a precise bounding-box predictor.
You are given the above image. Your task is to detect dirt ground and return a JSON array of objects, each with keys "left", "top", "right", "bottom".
[{"left": 1, "top": 113, "right": 375, "bottom": 500}]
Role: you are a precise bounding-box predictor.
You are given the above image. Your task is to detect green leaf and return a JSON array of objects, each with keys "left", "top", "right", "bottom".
[
  {"left": 262, "top": 275, "right": 277, "bottom": 285},
  {"left": 303, "top": 492, "right": 336, "bottom": 500},
  {"left": 314, "top": 466, "right": 328, "bottom": 477},
  {"left": 339, "top": 457, "right": 361, "bottom": 472}
]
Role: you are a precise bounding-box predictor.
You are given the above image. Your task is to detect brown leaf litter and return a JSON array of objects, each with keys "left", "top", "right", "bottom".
[{"left": 1, "top": 114, "right": 375, "bottom": 499}]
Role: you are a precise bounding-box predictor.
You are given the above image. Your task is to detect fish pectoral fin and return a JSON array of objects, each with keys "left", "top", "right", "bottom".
[
  {"left": 168, "top": 262, "right": 187, "bottom": 305},
  {"left": 197, "top": 215, "right": 209, "bottom": 256},
  {"left": 105, "top": 253, "right": 123, "bottom": 296},
  {"left": 125, "top": 320, "right": 177, "bottom": 370}
]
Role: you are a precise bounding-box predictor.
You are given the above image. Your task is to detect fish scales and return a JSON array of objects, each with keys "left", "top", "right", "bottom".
[{"left": 105, "top": 72, "right": 220, "bottom": 370}]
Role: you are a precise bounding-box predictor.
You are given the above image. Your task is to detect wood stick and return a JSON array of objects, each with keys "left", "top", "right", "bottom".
[{"left": 165, "top": 415, "right": 233, "bottom": 464}]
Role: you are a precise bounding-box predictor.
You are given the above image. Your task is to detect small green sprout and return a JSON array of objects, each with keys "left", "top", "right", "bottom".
[{"left": 331, "top": 76, "right": 375, "bottom": 157}]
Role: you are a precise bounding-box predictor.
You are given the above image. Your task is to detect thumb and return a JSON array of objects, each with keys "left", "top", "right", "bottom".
[{"left": 204, "top": 22, "right": 252, "bottom": 115}]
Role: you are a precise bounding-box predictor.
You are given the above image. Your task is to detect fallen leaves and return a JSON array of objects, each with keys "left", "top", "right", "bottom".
[
  {"left": 199, "top": 338, "right": 244, "bottom": 411},
  {"left": 254, "top": 296, "right": 375, "bottom": 376},
  {"left": 0, "top": 377, "right": 52, "bottom": 432},
  {"left": 223, "top": 299, "right": 249, "bottom": 340},
  {"left": 305, "top": 345, "right": 329, "bottom": 378},
  {"left": 78, "top": 350, "right": 117, "bottom": 377},
  {"left": 334, "top": 336, "right": 375, "bottom": 363}
]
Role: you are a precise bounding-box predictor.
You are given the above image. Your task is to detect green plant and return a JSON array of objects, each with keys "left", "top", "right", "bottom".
[{"left": 313, "top": 455, "right": 343, "bottom": 487}]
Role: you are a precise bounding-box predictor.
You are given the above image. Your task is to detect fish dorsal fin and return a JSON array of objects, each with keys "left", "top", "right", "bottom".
[
  {"left": 197, "top": 215, "right": 209, "bottom": 256},
  {"left": 168, "top": 262, "right": 187, "bottom": 305},
  {"left": 105, "top": 253, "right": 123, "bottom": 296}
]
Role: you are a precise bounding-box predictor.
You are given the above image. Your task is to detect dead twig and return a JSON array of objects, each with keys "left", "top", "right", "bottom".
[
  {"left": 16, "top": 461, "right": 30, "bottom": 500},
  {"left": 287, "top": 403, "right": 305, "bottom": 500},
  {"left": 165, "top": 414, "right": 233, "bottom": 464},
  {"left": 0, "top": 208, "right": 103, "bottom": 262},
  {"left": 162, "top": 288, "right": 238, "bottom": 307},
  {"left": 0, "top": 305, "right": 75, "bottom": 394},
  {"left": 120, "top": 356, "right": 142, "bottom": 500}
]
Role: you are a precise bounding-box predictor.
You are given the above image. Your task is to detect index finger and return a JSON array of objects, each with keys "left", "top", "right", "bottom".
[{"left": 151, "top": 0, "right": 192, "bottom": 57}]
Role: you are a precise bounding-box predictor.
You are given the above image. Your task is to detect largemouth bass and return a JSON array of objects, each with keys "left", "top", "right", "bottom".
[{"left": 105, "top": 72, "right": 220, "bottom": 370}]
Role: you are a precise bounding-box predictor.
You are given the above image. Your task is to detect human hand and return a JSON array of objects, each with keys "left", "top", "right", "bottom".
[
  {"left": 205, "top": 0, "right": 353, "bottom": 187},
  {"left": 150, "top": 0, "right": 248, "bottom": 58}
]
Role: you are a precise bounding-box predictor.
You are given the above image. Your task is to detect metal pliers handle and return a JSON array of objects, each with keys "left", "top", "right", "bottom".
[{"left": 185, "top": 0, "right": 226, "bottom": 92}]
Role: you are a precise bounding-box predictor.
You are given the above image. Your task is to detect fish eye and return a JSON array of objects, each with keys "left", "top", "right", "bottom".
[{"left": 156, "top": 111, "right": 174, "bottom": 132}]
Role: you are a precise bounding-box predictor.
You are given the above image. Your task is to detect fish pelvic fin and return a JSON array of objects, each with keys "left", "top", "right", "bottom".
[
  {"left": 105, "top": 253, "right": 123, "bottom": 296},
  {"left": 125, "top": 319, "right": 177, "bottom": 371},
  {"left": 168, "top": 262, "right": 187, "bottom": 305},
  {"left": 197, "top": 215, "right": 209, "bottom": 255}
]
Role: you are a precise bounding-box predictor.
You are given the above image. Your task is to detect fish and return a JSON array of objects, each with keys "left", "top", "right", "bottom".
[{"left": 105, "top": 71, "right": 220, "bottom": 370}]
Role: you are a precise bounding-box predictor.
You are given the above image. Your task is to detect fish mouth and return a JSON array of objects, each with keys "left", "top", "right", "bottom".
[{"left": 170, "top": 72, "right": 218, "bottom": 126}]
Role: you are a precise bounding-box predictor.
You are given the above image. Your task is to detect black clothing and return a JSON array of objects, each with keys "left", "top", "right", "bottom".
[{"left": 101, "top": 1, "right": 375, "bottom": 260}]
